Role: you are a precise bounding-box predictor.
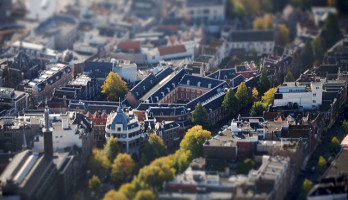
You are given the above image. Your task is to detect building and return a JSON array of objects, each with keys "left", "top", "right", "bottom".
[
  {"left": 86, "top": 111, "right": 108, "bottom": 148},
  {"left": 105, "top": 106, "right": 144, "bottom": 159},
  {"left": 184, "top": 0, "right": 225, "bottom": 24},
  {"left": 226, "top": 30, "right": 275, "bottom": 56},
  {"left": 312, "top": 7, "right": 337, "bottom": 27},
  {"left": 273, "top": 82, "right": 323, "bottom": 110},
  {"left": 112, "top": 59, "right": 137, "bottom": 83},
  {"left": 0, "top": 87, "right": 28, "bottom": 114},
  {"left": 11, "top": 41, "right": 57, "bottom": 61},
  {"left": 154, "top": 121, "right": 180, "bottom": 148}
]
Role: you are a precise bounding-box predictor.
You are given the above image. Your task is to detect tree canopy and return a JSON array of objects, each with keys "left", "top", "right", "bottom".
[
  {"left": 101, "top": 72, "right": 129, "bottom": 101},
  {"left": 236, "top": 158, "right": 255, "bottom": 174},
  {"left": 261, "top": 87, "right": 277, "bottom": 106},
  {"left": 88, "top": 175, "right": 102, "bottom": 195},
  {"left": 141, "top": 133, "right": 167, "bottom": 166},
  {"left": 341, "top": 120, "right": 348, "bottom": 133},
  {"left": 180, "top": 125, "right": 212, "bottom": 158},
  {"left": 111, "top": 153, "right": 135, "bottom": 183},
  {"left": 302, "top": 178, "right": 313, "bottom": 194},
  {"left": 222, "top": 89, "right": 239, "bottom": 116},
  {"left": 170, "top": 150, "right": 193, "bottom": 174},
  {"left": 104, "top": 137, "right": 121, "bottom": 162},
  {"left": 253, "top": 14, "right": 274, "bottom": 30},
  {"left": 236, "top": 82, "right": 249, "bottom": 109},
  {"left": 277, "top": 24, "right": 290, "bottom": 46},
  {"left": 311, "top": 36, "right": 324, "bottom": 61},
  {"left": 317, "top": 156, "right": 327, "bottom": 174},
  {"left": 284, "top": 71, "right": 295, "bottom": 82},
  {"left": 301, "top": 40, "right": 314, "bottom": 68},
  {"left": 250, "top": 87, "right": 259, "bottom": 103},
  {"left": 250, "top": 101, "right": 266, "bottom": 116},
  {"left": 321, "top": 14, "right": 342, "bottom": 50},
  {"left": 329, "top": 137, "right": 340, "bottom": 152},
  {"left": 103, "top": 190, "right": 128, "bottom": 200},
  {"left": 88, "top": 148, "right": 111, "bottom": 177},
  {"left": 190, "top": 102, "right": 209, "bottom": 129},
  {"left": 134, "top": 190, "right": 155, "bottom": 200},
  {"left": 259, "top": 67, "right": 270, "bottom": 94}
]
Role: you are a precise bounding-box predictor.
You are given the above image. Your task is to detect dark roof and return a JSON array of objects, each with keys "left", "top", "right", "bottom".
[
  {"left": 73, "top": 113, "right": 93, "bottom": 132},
  {"left": 230, "top": 74, "right": 246, "bottom": 88},
  {"left": 130, "top": 73, "right": 157, "bottom": 99},
  {"left": 208, "top": 69, "right": 236, "bottom": 80},
  {"left": 179, "top": 74, "right": 223, "bottom": 88},
  {"left": 83, "top": 61, "right": 113, "bottom": 77},
  {"left": 53, "top": 89, "right": 76, "bottom": 99},
  {"left": 244, "top": 74, "right": 261, "bottom": 89},
  {"left": 148, "top": 68, "right": 187, "bottom": 103},
  {"left": 86, "top": 104, "right": 118, "bottom": 114},
  {"left": 10, "top": 52, "right": 38, "bottom": 70},
  {"left": 229, "top": 30, "right": 275, "bottom": 42},
  {"left": 136, "top": 103, "right": 186, "bottom": 111},
  {"left": 186, "top": 0, "right": 224, "bottom": 7},
  {"left": 155, "top": 67, "right": 174, "bottom": 80},
  {"left": 315, "top": 64, "right": 338, "bottom": 76},
  {"left": 147, "top": 106, "right": 186, "bottom": 118},
  {"left": 158, "top": 45, "right": 186, "bottom": 56}
]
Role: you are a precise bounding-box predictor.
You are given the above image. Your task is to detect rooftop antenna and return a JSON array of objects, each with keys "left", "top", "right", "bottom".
[{"left": 118, "top": 97, "right": 122, "bottom": 112}]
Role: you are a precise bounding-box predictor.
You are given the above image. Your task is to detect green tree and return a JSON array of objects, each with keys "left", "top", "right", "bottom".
[
  {"left": 330, "top": 137, "right": 340, "bottom": 152},
  {"left": 88, "top": 175, "right": 102, "bottom": 195},
  {"left": 317, "top": 156, "right": 327, "bottom": 174},
  {"left": 302, "top": 178, "right": 313, "bottom": 194},
  {"left": 261, "top": 87, "right": 277, "bottom": 106},
  {"left": 222, "top": 89, "right": 239, "bottom": 116},
  {"left": 134, "top": 190, "right": 155, "bottom": 200},
  {"left": 101, "top": 72, "right": 129, "bottom": 101},
  {"left": 170, "top": 150, "right": 193, "bottom": 174},
  {"left": 341, "top": 120, "right": 348, "bottom": 133},
  {"left": 261, "top": 0, "right": 273, "bottom": 12},
  {"left": 180, "top": 125, "right": 212, "bottom": 158},
  {"left": 104, "top": 137, "right": 121, "bottom": 162},
  {"left": 140, "top": 133, "right": 167, "bottom": 166},
  {"left": 236, "top": 158, "right": 255, "bottom": 174},
  {"left": 311, "top": 36, "right": 324, "bottom": 60},
  {"left": 111, "top": 153, "right": 135, "bottom": 183},
  {"left": 233, "top": 1, "right": 246, "bottom": 19},
  {"left": 88, "top": 148, "right": 111, "bottom": 177},
  {"left": 250, "top": 87, "right": 259, "bottom": 103},
  {"left": 284, "top": 71, "right": 295, "bottom": 82},
  {"left": 236, "top": 82, "right": 249, "bottom": 109},
  {"left": 321, "top": 14, "right": 342, "bottom": 50},
  {"left": 103, "top": 189, "right": 128, "bottom": 200},
  {"left": 277, "top": 24, "right": 290, "bottom": 46},
  {"left": 301, "top": 40, "right": 314, "bottom": 67},
  {"left": 249, "top": 48, "right": 257, "bottom": 57},
  {"left": 190, "top": 102, "right": 209, "bottom": 129},
  {"left": 259, "top": 67, "right": 270, "bottom": 94},
  {"left": 250, "top": 101, "right": 266, "bottom": 116}
]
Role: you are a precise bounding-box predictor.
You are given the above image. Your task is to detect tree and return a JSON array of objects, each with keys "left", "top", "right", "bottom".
[
  {"left": 134, "top": 190, "right": 155, "bottom": 200},
  {"left": 179, "top": 125, "right": 212, "bottom": 158},
  {"left": 239, "top": 0, "right": 260, "bottom": 15},
  {"left": 88, "top": 148, "right": 111, "bottom": 177},
  {"left": 103, "top": 190, "right": 128, "bottom": 200},
  {"left": 250, "top": 101, "right": 266, "bottom": 116},
  {"left": 277, "top": 24, "right": 290, "bottom": 46},
  {"left": 111, "top": 153, "right": 135, "bottom": 183},
  {"left": 251, "top": 87, "right": 259, "bottom": 103},
  {"left": 233, "top": 1, "right": 246, "bottom": 19},
  {"left": 311, "top": 36, "right": 324, "bottom": 60},
  {"left": 101, "top": 72, "right": 129, "bottom": 101},
  {"left": 236, "top": 82, "right": 249, "bottom": 109},
  {"left": 321, "top": 14, "right": 342, "bottom": 49},
  {"left": 317, "top": 156, "right": 327, "bottom": 174},
  {"left": 141, "top": 133, "right": 167, "bottom": 166},
  {"left": 259, "top": 67, "right": 270, "bottom": 94},
  {"left": 330, "top": 137, "right": 340, "bottom": 152},
  {"left": 327, "top": 0, "right": 336, "bottom": 7},
  {"left": 232, "top": 55, "right": 240, "bottom": 66},
  {"left": 104, "top": 137, "right": 121, "bottom": 162},
  {"left": 170, "top": 150, "right": 193, "bottom": 174},
  {"left": 190, "top": 102, "right": 209, "bottom": 129},
  {"left": 88, "top": 175, "right": 102, "bottom": 195},
  {"left": 138, "top": 157, "right": 176, "bottom": 191},
  {"left": 301, "top": 40, "right": 314, "bottom": 67},
  {"left": 302, "top": 178, "right": 313, "bottom": 194},
  {"left": 119, "top": 177, "right": 146, "bottom": 200},
  {"left": 342, "top": 120, "right": 348, "bottom": 133},
  {"left": 236, "top": 158, "right": 255, "bottom": 174},
  {"left": 222, "top": 89, "right": 239, "bottom": 116},
  {"left": 249, "top": 48, "right": 257, "bottom": 57},
  {"left": 261, "top": 87, "right": 277, "bottom": 106},
  {"left": 253, "top": 14, "right": 274, "bottom": 30},
  {"left": 261, "top": 0, "right": 273, "bottom": 12},
  {"left": 284, "top": 71, "right": 295, "bottom": 82}
]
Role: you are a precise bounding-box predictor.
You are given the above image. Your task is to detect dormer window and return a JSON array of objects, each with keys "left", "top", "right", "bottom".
[
  {"left": 167, "top": 87, "right": 170, "bottom": 92},
  {"left": 136, "top": 92, "right": 139, "bottom": 96},
  {"left": 187, "top": 80, "right": 190, "bottom": 85},
  {"left": 208, "top": 83, "right": 211, "bottom": 88},
  {"left": 172, "top": 83, "right": 175, "bottom": 88},
  {"left": 143, "top": 86, "right": 146, "bottom": 90},
  {"left": 150, "top": 80, "right": 153, "bottom": 84},
  {"left": 197, "top": 82, "right": 201, "bottom": 87},
  {"left": 156, "top": 96, "right": 159, "bottom": 101}
]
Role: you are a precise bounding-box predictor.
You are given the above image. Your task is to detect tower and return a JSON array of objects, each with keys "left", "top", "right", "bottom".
[{"left": 43, "top": 105, "right": 53, "bottom": 156}]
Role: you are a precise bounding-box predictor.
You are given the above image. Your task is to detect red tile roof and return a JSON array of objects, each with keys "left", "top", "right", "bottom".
[
  {"left": 158, "top": 45, "right": 186, "bottom": 56},
  {"left": 118, "top": 41, "right": 141, "bottom": 52}
]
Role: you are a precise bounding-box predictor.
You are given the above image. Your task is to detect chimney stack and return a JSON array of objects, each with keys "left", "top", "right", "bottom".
[{"left": 43, "top": 104, "right": 53, "bottom": 157}]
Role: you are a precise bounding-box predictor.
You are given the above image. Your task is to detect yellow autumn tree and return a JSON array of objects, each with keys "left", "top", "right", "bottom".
[
  {"left": 253, "top": 14, "right": 274, "bottom": 30},
  {"left": 111, "top": 153, "right": 135, "bottom": 183},
  {"left": 278, "top": 24, "right": 290, "bottom": 46},
  {"left": 101, "top": 72, "right": 129, "bottom": 101}
]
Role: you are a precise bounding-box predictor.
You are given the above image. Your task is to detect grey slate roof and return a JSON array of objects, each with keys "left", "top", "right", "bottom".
[
  {"left": 208, "top": 69, "right": 236, "bottom": 80},
  {"left": 179, "top": 74, "right": 224, "bottom": 88}
]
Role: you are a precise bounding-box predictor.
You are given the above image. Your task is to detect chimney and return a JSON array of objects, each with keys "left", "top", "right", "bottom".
[{"left": 43, "top": 105, "right": 53, "bottom": 157}]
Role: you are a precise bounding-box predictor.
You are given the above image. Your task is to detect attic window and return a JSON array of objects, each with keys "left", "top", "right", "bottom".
[
  {"left": 208, "top": 83, "right": 211, "bottom": 88},
  {"left": 161, "top": 92, "right": 165, "bottom": 97},
  {"left": 143, "top": 86, "right": 146, "bottom": 90},
  {"left": 150, "top": 80, "right": 153, "bottom": 84},
  {"left": 136, "top": 92, "right": 139, "bottom": 96},
  {"left": 197, "top": 82, "right": 201, "bottom": 87},
  {"left": 187, "top": 80, "right": 190, "bottom": 85}
]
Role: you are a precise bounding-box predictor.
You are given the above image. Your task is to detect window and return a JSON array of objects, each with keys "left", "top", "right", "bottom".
[
  {"left": 117, "top": 127, "right": 121, "bottom": 131},
  {"left": 316, "top": 87, "right": 319, "bottom": 89},
  {"left": 313, "top": 100, "right": 316, "bottom": 103},
  {"left": 186, "top": 93, "right": 189, "bottom": 99},
  {"left": 313, "top": 93, "right": 316, "bottom": 97}
]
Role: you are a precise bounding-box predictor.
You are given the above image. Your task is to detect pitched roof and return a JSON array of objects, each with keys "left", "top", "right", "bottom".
[
  {"left": 83, "top": 61, "right": 113, "bottom": 76},
  {"left": 179, "top": 74, "right": 224, "bottom": 88},
  {"left": 158, "top": 45, "right": 186, "bottom": 56},
  {"left": 117, "top": 41, "right": 141, "bottom": 52},
  {"left": 208, "top": 69, "right": 236, "bottom": 80},
  {"left": 229, "top": 30, "right": 275, "bottom": 42}
]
